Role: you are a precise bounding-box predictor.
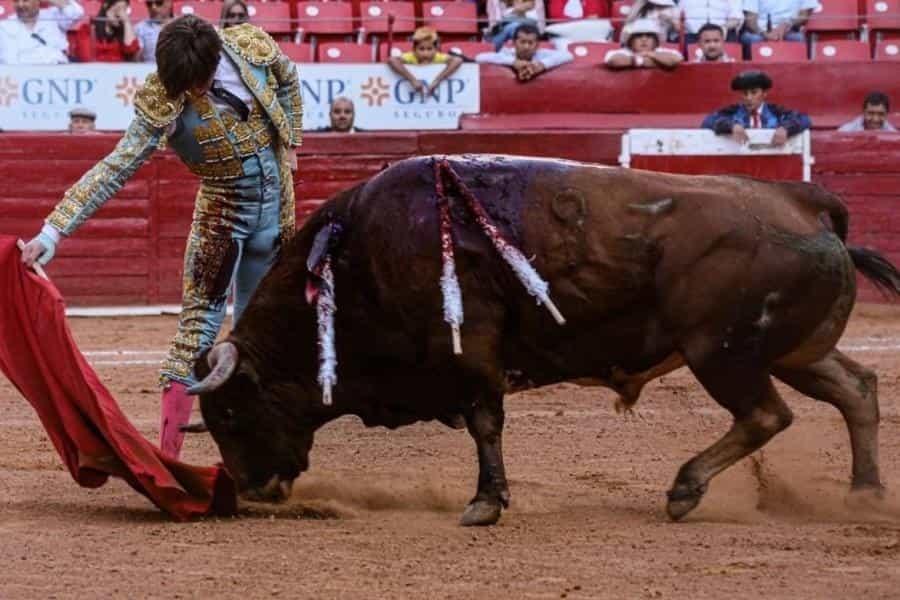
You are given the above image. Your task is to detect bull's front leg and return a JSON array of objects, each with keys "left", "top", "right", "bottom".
[{"left": 461, "top": 389, "right": 509, "bottom": 526}]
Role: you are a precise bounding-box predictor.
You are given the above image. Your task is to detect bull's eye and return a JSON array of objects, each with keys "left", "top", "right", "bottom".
[{"left": 225, "top": 408, "right": 235, "bottom": 419}]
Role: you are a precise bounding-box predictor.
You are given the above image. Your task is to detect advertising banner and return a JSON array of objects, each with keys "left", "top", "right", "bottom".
[{"left": 0, "top": 62, "right": 480, "bottom": 131}]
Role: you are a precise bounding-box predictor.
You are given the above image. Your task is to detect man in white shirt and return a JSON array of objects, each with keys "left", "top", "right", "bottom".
[
  {"left": 605, "top": 19, "right": 684, "bottom": 70},
  {"left": 476, "top": 23, "right": 573, "bottom": 82},
  {"left": 0, "top": 0, "right": 84, "bottom": 64},
  {"left": 838, "top": 92, "right": 898, "bottom": 132},
  {"left": 741, "top": 0, "right": 819, "bottom": 47},
  {"left": 681, "top": 0, "right": 743, "bottom": 42}
]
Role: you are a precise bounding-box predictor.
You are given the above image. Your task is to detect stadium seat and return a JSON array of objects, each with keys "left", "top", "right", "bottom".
[
  {"left": 807, "top": 0, "right": 860, "bottom": 39},
  {"left": 610, "top": 0, "right": 633, "bottom": 24},
  {"left": 246, "top": 2, "right": 293, "bottom": 35},
  {"left": 812, "top": 39, "right": 871, "bottom": 59},
  {"left": 174, "top": 1, "right": 221, "bottom": 23},
  {"left": 125, "top": 1, "right": 149, "bottom": 22},
  {"left": 318, "top": 42, "right": 375, "bottom": 62},
  {"left": 568, "top": 41, "right": 619, "bottom": 63},
  {"left": 378, "top": 41, "right": 411, "bottom": 60},
  {"left": 296, "top": 2, "right": 355, "bottom": 36},
  {"left": 547, "top": 0, "right": 609, "bottom": 19},
  {"left": 874, "top": 39, "right": 900, "bottom": 58},
  {"left": 421, "top": 1, "right": 479, "bottom": 34},
  {"left": 70, "top": 0, "right": 101, "bottom": 27},
  {"left": 686, "top": 42, "right": 743, "bottom": 61},
  {"left": 277, "top": 41, "right": 315, "bottom": 62},
  {"left": 444, "top": 40, "right": 493, "bottom": 57},
  {"left": 0, "top": 0, "right": 12, "bottom": 19},
  {"left": 751, "top": 41, "right": 808, "bottom": 61},
  {"left": 867, "top": 0, "right": 900, "bottom": 39},
  {"left": 359, "top": 1, "right": 416, "bottom": 36}
]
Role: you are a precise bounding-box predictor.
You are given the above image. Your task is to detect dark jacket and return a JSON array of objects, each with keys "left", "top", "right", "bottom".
[{"left": 701, "top": 103, "right": 812, "bottom": 136}]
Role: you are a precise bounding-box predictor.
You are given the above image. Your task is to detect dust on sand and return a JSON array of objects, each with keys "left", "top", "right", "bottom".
[{"left": 3, "top": 305, "right": 900, "bottom": 599}]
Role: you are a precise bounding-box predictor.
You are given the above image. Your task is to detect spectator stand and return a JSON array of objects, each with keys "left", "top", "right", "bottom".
[
  {"left": 867, "top": 0, "right": 900, "bottom": 41},
  {"left": 619, "top": 129, "right": 814, "bottom": 181}
]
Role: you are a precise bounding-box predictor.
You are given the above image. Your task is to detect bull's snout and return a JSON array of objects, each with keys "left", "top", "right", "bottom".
[{"left": 240, "top": 475, "right": 295, "bottom": 503}]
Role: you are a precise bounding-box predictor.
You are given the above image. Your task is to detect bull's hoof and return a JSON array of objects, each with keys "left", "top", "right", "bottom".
[
  {"left": 666, "top": 482, "right": 707, "bottom": 521},
  {"left": 847, "top": 483, "right": 886, "bottom": 510},
  {"left": 460, "top": 500, "right": 502, "bottom": 527}
]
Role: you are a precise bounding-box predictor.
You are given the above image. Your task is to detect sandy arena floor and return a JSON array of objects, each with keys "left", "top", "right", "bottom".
[{"left": 3, "top": 305, "right": 900, "bottom": 599}]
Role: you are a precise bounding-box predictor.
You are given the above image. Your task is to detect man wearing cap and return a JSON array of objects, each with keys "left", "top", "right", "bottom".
[
  {"left": 21, "top": 16, "right": 302, "bottom": 460},
  {"left": 605, "top": 18, "right": 684, "bottom": 69},
  {"left": 702, "top": 70, "right": 810, "bottom": 146},
  {"left": 68, "top": 107, "right": 97, "bottom": 133}
]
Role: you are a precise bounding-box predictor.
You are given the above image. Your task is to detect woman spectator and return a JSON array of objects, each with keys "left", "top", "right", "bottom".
[
  {"left": 220, "top": 0, "right": 249, "bottom": 29},
  {"left": 485, "top": 0, "right": 546, "bottom": 51},
  {"left": 93, "top": 0, "right": 139, "bottom": 61},
  {"left": 623, "top": 0, "right": 680, "bottom": 42}
]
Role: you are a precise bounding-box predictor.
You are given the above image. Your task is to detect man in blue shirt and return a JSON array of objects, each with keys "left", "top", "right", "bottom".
[{"left": 702, "top": 70, "right": 811, "bottom": 146}]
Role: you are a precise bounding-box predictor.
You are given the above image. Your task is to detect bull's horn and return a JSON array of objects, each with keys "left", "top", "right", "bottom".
[{"left": 186, "top": 342, "right": 239, "bottom": 395}]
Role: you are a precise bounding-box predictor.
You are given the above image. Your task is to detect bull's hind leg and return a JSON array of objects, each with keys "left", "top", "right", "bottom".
[
  {"left": 774, "top": 349, "right": 882, "bottom": 491},
  {"left": 460, "top": 388, "right": 510, "bottom": 527},
  {"left": 667, "top": 364, "right": 793, "bottom": 521}
]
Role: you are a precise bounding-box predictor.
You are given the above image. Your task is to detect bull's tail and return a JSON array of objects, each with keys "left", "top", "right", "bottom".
[{"left": 848, "top": 246, "right": 900, "bottom": 298}]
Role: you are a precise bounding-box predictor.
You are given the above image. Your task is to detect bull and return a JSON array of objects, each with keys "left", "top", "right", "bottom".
[{"left": 189, "top": 155, "right": 900, "bottom": 526}]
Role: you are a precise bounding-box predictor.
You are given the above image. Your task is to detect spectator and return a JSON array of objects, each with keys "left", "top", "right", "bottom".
[
  {"left": 702, "top": 70, "right": 811, "bottom": 146},
  {"left": 134, "top": 0, "right": 173, "bottom": 62},
  {"left": 740, "top": 0, "right": 818, "bottom": 49},
  {"left": 485, "top": 0, "right": 546, "bottom": 51},
  {"left": 317, "top": 97, "right": 360, "bottom": 133},
  {"left": 624, "top": 0, "right": 680, "bottom": 42},
  {"left": 693, "top": 23, "right": 738, "bottom": 61},
  {"left": 605, "top": 18, "right": 683, "bottom": 69},
  {"left": 220, "top": 0, "right": 249, "bottom": 29},
  {"left": 0, "top": 0, "right": 84, "bottom": 64},
  {"left": 839, "top": 92, "right": 897, "bottom": 132},
  {"left": 68, "top": 107, "right": 97, "bottom": 133},
  {"left": 93, "top": 0, "right": 139, "bottom": 61},
  {"left": 681, "top": 0, "right": 743, "bottom": 42},
  {"left": 388, "top": 27, "right": 463, "bottom": 97},
  {"left": 476, "top": 22, "right": 573, "bottom": 81}
]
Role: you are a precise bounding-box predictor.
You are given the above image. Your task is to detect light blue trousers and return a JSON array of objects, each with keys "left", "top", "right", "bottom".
[{"left": 161, "top": 146, "right": 282, "bottom": 386}]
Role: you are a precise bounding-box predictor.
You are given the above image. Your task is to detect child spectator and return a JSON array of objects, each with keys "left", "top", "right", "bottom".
[
  {"left": 0, "top": 0, "right": 84, "bottom": 64},
  {"left": 606, "top": 18, "right": 683, "bottom": 69},
  {"left": 485, "top": 0, "right": 546, "bottom": 51},
  {"left": 702, "top": 70, "right": 811, "bottom": 146},
  {"left": 693, "top": 23, "right": 737, "bottom": 61},
  {"left": 94, "top": 0, "right": 139, "bottom": 61},
  {"left": 220, "top": 0, "right": 249, "bottom": 29},
  {"left": 624, "top": 0, "right": 680, "bottom": 42},
  {"left": 838, "top": 92, "right": 897, "bottom": 132},
  {"left": 476, "top": 22, "right": 573, "bottom": 81},
  {"left": 388, "top": 27, "right": 463, "bottom": 98},
  {"left": 134, "top": 0, "right": 173, "bottom": 62}
]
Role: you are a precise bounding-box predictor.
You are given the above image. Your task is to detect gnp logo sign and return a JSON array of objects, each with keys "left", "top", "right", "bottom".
[
  {"left": 0, "top": 63, "right": 153, "bottom": 130},
  {"left": 298, "top": 64, "right": 480, "bottom": 131}
]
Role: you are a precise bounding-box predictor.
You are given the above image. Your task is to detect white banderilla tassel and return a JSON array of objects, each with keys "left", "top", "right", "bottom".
[
  {"left": 497, "top": 242, "right": 566, "bottom": 325},
  {"left": 441, "top": 257, "right": 464, "bottom": 355},
  {"left": 316, "top": 259, "right": 337, "bottom": 405}
]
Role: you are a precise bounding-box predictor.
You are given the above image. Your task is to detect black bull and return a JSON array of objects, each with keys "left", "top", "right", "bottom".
[{"left": 190, "top": 155, "right": 900, "bottom": 526}]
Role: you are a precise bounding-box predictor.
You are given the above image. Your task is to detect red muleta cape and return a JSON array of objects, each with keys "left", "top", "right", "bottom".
[{"left": 0, "top": 236, "right": 237, "bottom": 520}]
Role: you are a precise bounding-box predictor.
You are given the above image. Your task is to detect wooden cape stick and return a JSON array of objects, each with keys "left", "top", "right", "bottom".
[{"left": 16, "top": 239, "right": 50, "bottom": 281}]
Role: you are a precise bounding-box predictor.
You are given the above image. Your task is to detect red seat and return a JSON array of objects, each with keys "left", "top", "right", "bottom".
[
  {"left": 610, "top": 0, "right": 633, "bottom": 25},
  {"left": 751, "top": 41, "right": 808, "bottom": 61},
  {"left": 547, "top": 0, "right": 608, "bottom": 20},
  {"left": 807, "top": 0, "right": 860, "bottom": 37},
  {"left": 567, "top": 41, "right": 618, "bottom": 63},
  {"left": 812, "top": 39, "right": 871, "bottom": 59},
  {"left": 686, "top": 42, "right": 743, "bottom": 61},
  {"left": 72, "top": 0, "right": 101, "bottom": 28},
  {"left": 359, "top": 1, "right": 416, "bottom": 35},
  {"left": 296, "top": 2, "right": 354, "bottom": 35},
  {"left": 444, "top": 40, "right": 493, "bottom": 57},
  {"left": 421, "top": 1, "right": 478, "bottom": 34},
  {"left": 379, "top": 40, "right": 412, "bottom": 60},
  {"left": 867, "top": 0, "right": 900, "bottom": 38},
  {"left": 318, "top": 41, "right": 375, "bottom": 62},
  {"left": 874, "top": 39, "right": 900, "bottom": 58},
  {"left": 125, "top": 1, "right": 149, "bottom": 22},
  {"left": 0, "top": 0, "right": 12, "bottom": 19},
  {"left": 174, "top": 1, "right": 221, "bottom": 23},
  {"left": 246, "top": 2, "right": 293, "bottom": 35},
  {"left": 277, "top": 41, "right": 315, "bottom": 62}
]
